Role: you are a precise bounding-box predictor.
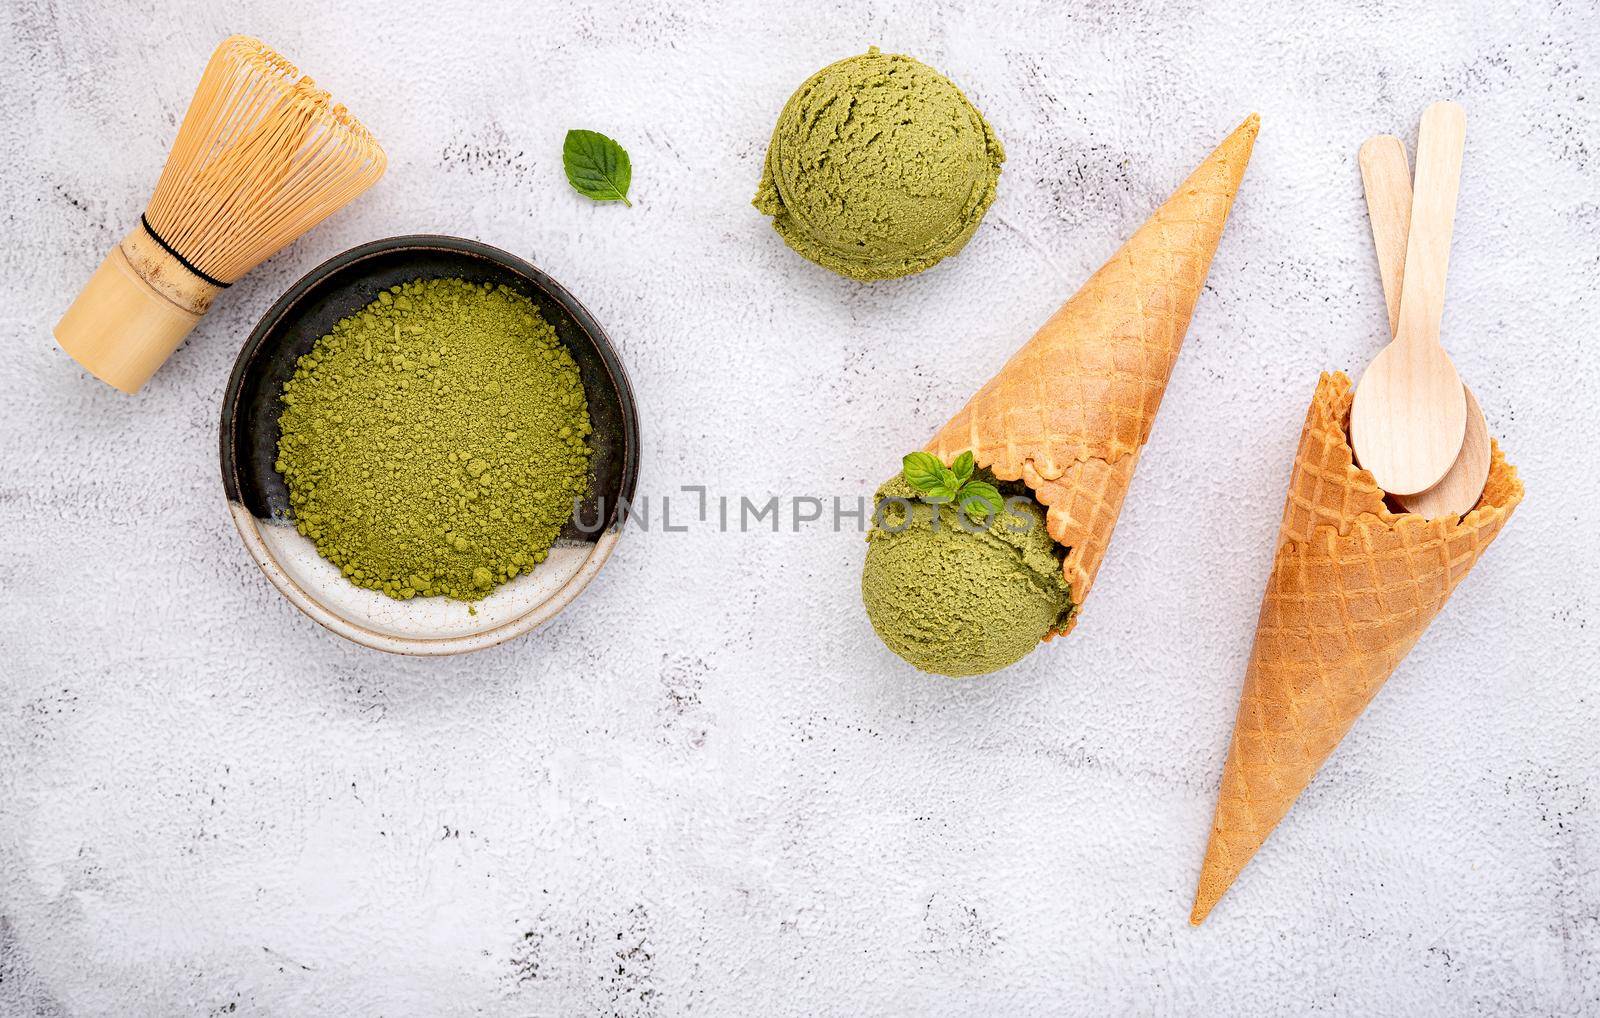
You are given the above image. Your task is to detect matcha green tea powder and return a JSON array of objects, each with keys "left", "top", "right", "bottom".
[{"left": 275, "top": 278, "right": 593, "bottom": 602}]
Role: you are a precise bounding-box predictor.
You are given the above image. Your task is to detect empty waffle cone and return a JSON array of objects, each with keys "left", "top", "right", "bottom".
[
  {"left": 1190, "top": 372, "right": 1523, "bottom": 925},
  {"left": 929, "top": 114, "right": 1259, "bottom": 633}
]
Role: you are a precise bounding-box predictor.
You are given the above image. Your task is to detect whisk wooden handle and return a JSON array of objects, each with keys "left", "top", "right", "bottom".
[{"left": 54, "top": 227, "right": 222, "bottom": 393}]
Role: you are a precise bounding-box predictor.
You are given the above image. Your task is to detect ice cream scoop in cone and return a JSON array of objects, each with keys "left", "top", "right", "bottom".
[
  {"left": 926, "top": 114, "right": 1259, "bottom": 635},
  {"left": 1189, "top": 372, "right": 1522, "bottom": 924}
]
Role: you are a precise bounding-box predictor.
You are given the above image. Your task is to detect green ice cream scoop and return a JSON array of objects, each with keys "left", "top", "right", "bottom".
[
  {"left": 754, "top": 47, "right": 1004, "bottom": 281},
  {"left": 862, "top": 473, "right": 1074, "bottom": 677}
]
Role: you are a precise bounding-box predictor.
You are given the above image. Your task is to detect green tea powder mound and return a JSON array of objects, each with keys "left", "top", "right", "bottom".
[{"left": 275, "top": 278, "right": 593, "bottom": 602}]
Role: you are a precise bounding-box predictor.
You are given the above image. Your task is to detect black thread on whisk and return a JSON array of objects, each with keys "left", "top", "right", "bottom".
[{"left": 140, "top": 214, "right": 232, "bottom": 289}]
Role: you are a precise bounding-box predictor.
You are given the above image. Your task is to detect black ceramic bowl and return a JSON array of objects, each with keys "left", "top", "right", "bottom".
[{"left": 221, "top": 236, "right": 639, "bottom": 654}]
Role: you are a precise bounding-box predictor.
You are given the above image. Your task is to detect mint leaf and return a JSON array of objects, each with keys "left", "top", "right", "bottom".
[
  {"left": 922, "top": 484, "right": 958, "bottom": 504},
  {"left": 951, "top": 450, "right": 975, "bottom": 485},
  {"left": 563, "top": 129, "right": 633, "bottom": 206},
  {"left": 901, "top": 451, "right": 944, "bottom": 492},
  {"left": 959, "top": 482, "right": 1003, "bottom": 520}
]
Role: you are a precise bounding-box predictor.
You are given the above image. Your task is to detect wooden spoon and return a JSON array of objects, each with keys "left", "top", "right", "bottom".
[
  {"left": 1349, "top": 101, "right": 1468, "bottom": 495},
  {"left": 1359, "top": 134, "right": 1490, "bottom": 518}
]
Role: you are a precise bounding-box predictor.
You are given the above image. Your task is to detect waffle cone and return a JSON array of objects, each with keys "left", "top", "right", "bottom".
[
  {"left": 928, "top": 115, "right": 1259, "bottom": 633},
  {"left": 1190, "top": 373, "right": 1523, "bottom": 924}
]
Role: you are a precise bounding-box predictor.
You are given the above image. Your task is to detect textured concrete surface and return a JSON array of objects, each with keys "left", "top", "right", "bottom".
[{"left": 3, "top": 0, "right": 1598, "bottom": 1014}]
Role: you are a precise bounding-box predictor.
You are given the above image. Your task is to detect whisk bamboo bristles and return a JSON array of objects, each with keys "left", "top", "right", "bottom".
[{"left": 54, "top": 36, "right": 385, "bottom": 393}]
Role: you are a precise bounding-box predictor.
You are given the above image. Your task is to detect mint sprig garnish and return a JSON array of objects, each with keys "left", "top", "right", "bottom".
[
  {"left": 563, "top": 129, "right": 633, "bottom": 206},
  {"left": 902, "top": 451, "right": 1004, "bottom": 521}
]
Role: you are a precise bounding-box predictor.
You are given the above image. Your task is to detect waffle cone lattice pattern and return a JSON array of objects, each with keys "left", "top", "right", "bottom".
[
  {"left": 929, "top": 115, "right": 1259, "bottom": 631},
  {"left": 1191, "top": 372, "right": 1523, "bottom": 924}
]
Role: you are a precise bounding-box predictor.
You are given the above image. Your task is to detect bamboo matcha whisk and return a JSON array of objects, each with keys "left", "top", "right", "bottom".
[{"left": 54, "top": 35, "right": 386, "bottom": 393}]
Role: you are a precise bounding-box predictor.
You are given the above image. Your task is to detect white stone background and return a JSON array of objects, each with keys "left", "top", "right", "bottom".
[{"left": 2, "top": 0, "right": 1597, "bottom": 1013}]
